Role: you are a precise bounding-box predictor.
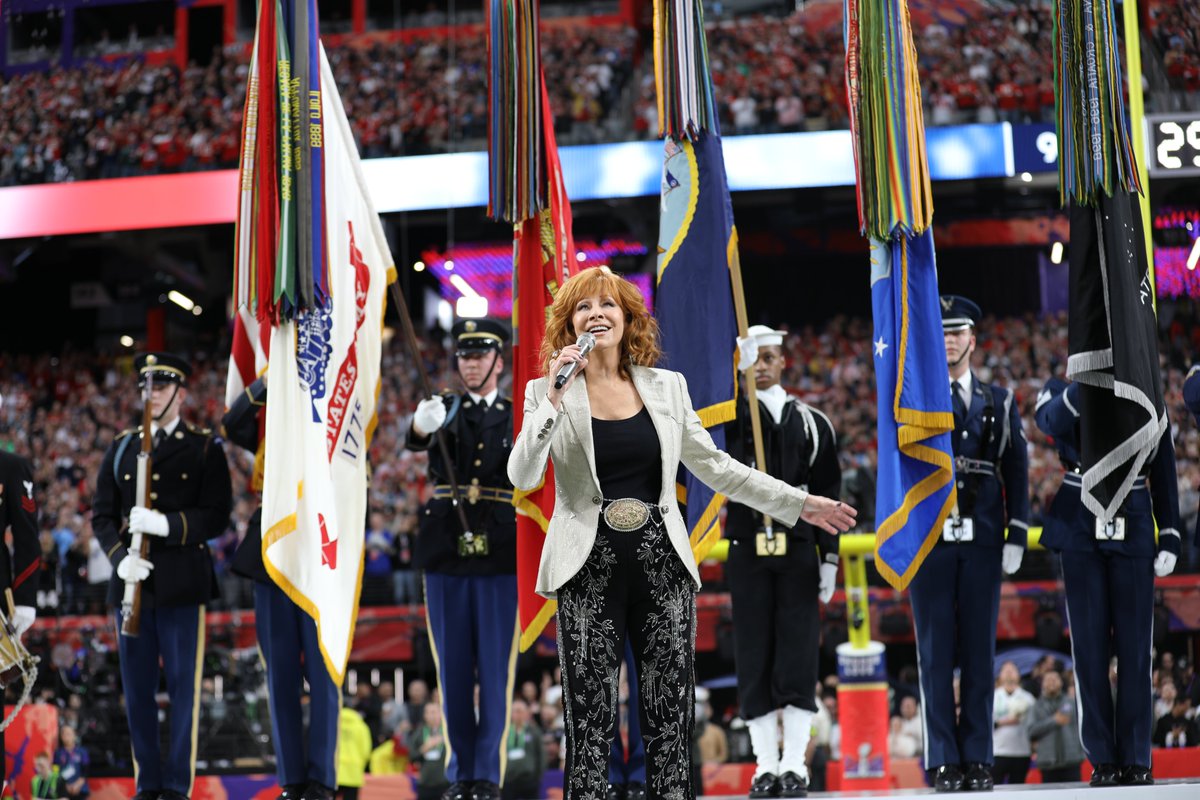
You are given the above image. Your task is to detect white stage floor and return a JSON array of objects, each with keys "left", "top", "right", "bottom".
[{"left": 700, "top": 779, "right": 1200, "bottom": 799}]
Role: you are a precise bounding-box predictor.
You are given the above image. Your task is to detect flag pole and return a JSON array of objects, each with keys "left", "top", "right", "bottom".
[
  {"left": 727, "top": 237, "right": 774, "bottom": 536},
  {"left": 1122, "top": 0, "right": 1154, "bottom": 300},
  {"left": 387, "top": 282, "right": 477, "bottom": 543}
]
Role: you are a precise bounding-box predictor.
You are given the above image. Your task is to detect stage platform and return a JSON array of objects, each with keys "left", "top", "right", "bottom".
[{"left": 699, "top": 780, "right": 1200, "bottom": 799}]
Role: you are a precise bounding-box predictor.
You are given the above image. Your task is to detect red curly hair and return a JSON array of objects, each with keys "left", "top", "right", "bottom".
[{"left": 539, "top": 267, "right": 661, "bottom": 380}]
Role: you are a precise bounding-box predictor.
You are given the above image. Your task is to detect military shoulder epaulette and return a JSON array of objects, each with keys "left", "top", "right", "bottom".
[
  {"left": 116, "top": 425, "right": 142, "bottom": 441},
  {"left": 186, "top": 422, "right": 214, "bottom": 436}
]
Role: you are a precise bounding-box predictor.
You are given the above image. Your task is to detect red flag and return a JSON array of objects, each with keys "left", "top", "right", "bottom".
[{"left": 512, "top": 76, "right": 577, "bottom": 651}]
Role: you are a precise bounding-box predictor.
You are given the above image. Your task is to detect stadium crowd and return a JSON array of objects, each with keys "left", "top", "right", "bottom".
[
  {"left": 1151, "top": 0, "right": 1200, "bottom": 94},
  {"left": 11, "top": 0, "right": 1200, "bottom": 185}
]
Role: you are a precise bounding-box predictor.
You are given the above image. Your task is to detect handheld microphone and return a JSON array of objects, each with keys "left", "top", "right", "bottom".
[{"left": 554, "top": 332, "right": 596, "bottom": 389}]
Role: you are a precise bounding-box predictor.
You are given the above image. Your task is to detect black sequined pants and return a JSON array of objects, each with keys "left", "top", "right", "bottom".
[{"left": 556, "top": 516, "right": 697, "bottom": 800}]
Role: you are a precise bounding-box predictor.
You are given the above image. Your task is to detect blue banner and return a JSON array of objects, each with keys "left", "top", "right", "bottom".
[
  {"left": 870, "top": 230, "right": 957, "bottom": 588},
  {"left": 656, "top": 131, "right": 739, "bottom": 559}
]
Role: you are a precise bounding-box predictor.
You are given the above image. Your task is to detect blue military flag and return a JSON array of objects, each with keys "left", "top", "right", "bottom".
[
  {"left": 870, "top": 231, "right": 956, "bottom": 588},
  {"left": 656, "top": 130, "right": 739, "bottom": 561}
]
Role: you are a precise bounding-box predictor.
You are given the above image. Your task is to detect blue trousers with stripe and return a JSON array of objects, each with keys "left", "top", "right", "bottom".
[
  {"left": 424, "top": 572, "right": 519, "bottom": 785},
  {"left": 909, "top": 543, "right": 1002, "bottom": 769},
  {"left": 116, "top": 604, "right": 204, "bottom": 795},
  {"left": 255, "top": 580, "right": 340, "bottom": 789},
  {"left": 609, "top": 639, "right": 646, "bottom": 784},
  {"left": 1060, "top": 550, "right": 1155, "bottom": 768}
]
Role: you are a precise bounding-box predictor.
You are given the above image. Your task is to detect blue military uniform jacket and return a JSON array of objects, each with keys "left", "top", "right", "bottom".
[
  {"left": 1035, "top": 379, "right": 1182, "bottom": 558},
  {"left": 406, "top": 392, "right": 516, "bottom": 576},
  {"left": 1185, "top": 367, "right": 1200, "bottom": 546},
  {"left": 222, "top": 377, "right": 270, "bottom": 584},
  {"left": 948, "top": 373, "right": 1030, "bottom": 547},
  {"left": 93, "top": 420, "right": 234, "bottom": 607}
]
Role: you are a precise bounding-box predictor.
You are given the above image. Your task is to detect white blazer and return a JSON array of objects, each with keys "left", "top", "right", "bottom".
[{"left": 508, "top": 365, "right": 809, "bottom": 599}]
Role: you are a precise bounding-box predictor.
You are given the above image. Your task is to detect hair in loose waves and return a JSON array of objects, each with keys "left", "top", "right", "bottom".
[{"left": 539, "top": 267, "right": 661, "bottom": 380}]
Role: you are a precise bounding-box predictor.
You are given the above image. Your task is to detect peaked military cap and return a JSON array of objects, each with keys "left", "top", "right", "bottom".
[
  {"left": 452, "top": 318, "right": 508, "bottom": 354},
  {"left": 134, "top": 352, "right": 191, "bottom": 386},
  {"left": 940, "top": 295, "right": 981, "bottom": 332}
]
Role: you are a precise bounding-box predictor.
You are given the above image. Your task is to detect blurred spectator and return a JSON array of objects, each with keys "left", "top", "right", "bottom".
[
  {"left": 369, "top": 720, "right": 412, "bottom": 775},
  {"left": 502, "top": 699, "right": 545, "bottom": 800},
  {"left": 695, "top": 696, "right": 728, "bottom": 764},
  {"left": 52, "top": 726, "right": 89, "bottom": 799},
  {"left": 1022, "top": 654, "right": 1058, "bottom": 699},
  {"left": 887, "top": 696, "right": 922, "bottom": 759},
  {"left": 337, "top": 703, "right": 373, "bottom": 800},
  {"left": 1027, "top": 670, "right": 1083, "bottom": 784},
  {"left": 32, "top": 752, "right": 68, "bottom": 800},
  {"left": 392, "top": 513, "right": 419, "bottom": 604},
  {"left": 405, "top": 679, "right": 431, "bottom": 728},
  {"left": 992, "top": 661, "right": 1035, "bottom": 784},
  {"left": 1153, "top": 697, "right": 1199, "bottom": 748},
  {"left": 410, "top": 702, "right": 450, "bottom": 800},
  {"left": 353, "top": 682, "right": 384, "bottom": 743},
  {"left": 362, "top": 510, "right": 397, "bottom": 606},
  {"left": 1155, "top": 679, "right": 1179, "bottom": 723}
]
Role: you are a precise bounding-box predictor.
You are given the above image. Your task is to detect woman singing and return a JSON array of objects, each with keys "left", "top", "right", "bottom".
[{"left": 508, "top": 267, "right": 856, "bottom": 800}]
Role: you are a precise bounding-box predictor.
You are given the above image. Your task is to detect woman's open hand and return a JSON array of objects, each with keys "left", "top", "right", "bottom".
[{"left": 800, "top": 495, "right": 858, "bottom": 534}]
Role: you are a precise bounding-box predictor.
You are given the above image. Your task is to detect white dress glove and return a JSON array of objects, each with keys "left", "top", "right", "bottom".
[
  {"left": 10, "top": 605, "right": 36, "bottom": 636},
  {"left": 1002, "top": 543, "right": 1024, "bottom": 575},
  {"left": 1154, "top": 550, "right": 1177, "bottom": 577},
  {"left": 129, "top": 506, "right": 169, "bottom": 537},
  {"left": 818, "top": 562, "right": 839, "bottom": 604},
  {"left": 413, "top": 397, "right": 448, "bottom": 436},
  {"left": 735, "top": 336, "right": 759, "bottom": 373},
  {"left": 117, "top": 553, "right": 155, "bottom": 583}
]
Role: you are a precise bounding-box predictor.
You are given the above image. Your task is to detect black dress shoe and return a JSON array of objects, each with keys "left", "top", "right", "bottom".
[
  {"left": 963, "top": 763, "right": 993, "bottom": 791},
  {"left": 275, "top": 784, "right": 305, "bottom": 800},
  {"left": 442, "top": 782, "right": 473, "bottom": 800},
  {"left": 605, "top": 784, "right": 626, "bottom": 800},
  {"left": 624, "top": 782, "right": 646, "bottom": 800},
  {"left": 133, "top": 793, "right": 160, "bottom": 800},
  {"left": 778, "top": 771, "right": 808, "bottom": 798},
  {"left": 1119, "top": 765, "right": 1154, "bottom": 786},
  {"left": 301, "top": 784, "right": 336, "bottom": 800},
  {"left": 159, "top": 792, "right": 190, "bottom": 800},
  {"left": 1089, "top": 763, "right": 1121, "bottom": 787},
  {"left": 932, "top": 764, "right": 965, "bottom": 793},
  {"left": 470, "top": 781, "right": 502, "bottom": 800},
  {"left": 749, "top": 772, "right": 781, "bottom": 798}
]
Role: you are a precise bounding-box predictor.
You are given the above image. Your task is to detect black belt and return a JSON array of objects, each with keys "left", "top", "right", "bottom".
[
  {"left": 955, "top": 456, "right": 996, "bottom": 476},
  {"left": 431, "top": 485, "right": 513, "bottom": 504}
]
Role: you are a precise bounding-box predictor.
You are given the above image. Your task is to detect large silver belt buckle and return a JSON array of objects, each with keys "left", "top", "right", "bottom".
[{"left": 603, "top": 498, "right": 650, "bottom": 532}]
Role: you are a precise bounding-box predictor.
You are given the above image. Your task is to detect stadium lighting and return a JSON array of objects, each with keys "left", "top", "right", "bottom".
[
  {"left": 168, "top": 290, "right": 196, "bottom": 311},
  {"left": 1020, "top": 172, "right": 1033, "bottom": 182},
  {"left": 444, "top": 259, "right": 455, "bottom": 271},
  {"left": 456, "top": 296, "right": 488, "bottom": 318},
  {"left": 1187, "top": 238, "right": 1200, "bottom": 272},
  {"left": 192, "top": 306, "right": 203, "bottom": 316},
  {"left": 577, "top": 252, "right": 587, "bottom": 261},
  {"left": 119, "top": 335, "right": 134, "bottom": 348},
  {"left": 448, "top": 274, "right": 480, "bottom": 298},
  {"left": 413, "top": 260, "right": 426, "bottom": 272},
  {"left": 1050, "top": 242, "right": 1064, "bottom": 265}
]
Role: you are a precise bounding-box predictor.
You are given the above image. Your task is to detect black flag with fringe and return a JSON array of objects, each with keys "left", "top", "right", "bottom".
[{"left": 1066, "top": 192, "right": 1165, "bottom": 520}]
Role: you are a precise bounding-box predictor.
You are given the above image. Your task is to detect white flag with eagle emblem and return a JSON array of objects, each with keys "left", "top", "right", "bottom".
[{"left": 261, "top": 44, "right": 395, "bottom": 683}]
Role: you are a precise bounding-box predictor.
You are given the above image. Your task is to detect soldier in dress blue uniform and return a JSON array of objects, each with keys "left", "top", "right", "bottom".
[
  {"left": 406, "top": 319, "right": 518, "bottom": 800},
  {"left": 222, "top": 373, "right": 338, "bottom": 800},
  {"left": 0, "top": 448, "right": 41, "bottom": 784},
  {"left": 1036, "top": 376, "right": 1183, "bottom": 786},
  {"left": 724, "top": 325, "right": 842, "bottom": 799},
  {"left": 910, "top": 297, "right": 1029, "bottom": 793},
  {"left": 92, "top": 353, "right": 233, "bottom": 800}
]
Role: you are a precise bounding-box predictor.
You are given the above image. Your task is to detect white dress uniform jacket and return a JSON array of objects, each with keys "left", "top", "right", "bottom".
[{"left": 508, "top": 366, "right": 809, "bottom": 599}]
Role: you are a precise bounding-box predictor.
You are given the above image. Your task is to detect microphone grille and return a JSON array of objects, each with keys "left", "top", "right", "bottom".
[{"left": 578, "top": 332, "right": 597, "bottom": 350}]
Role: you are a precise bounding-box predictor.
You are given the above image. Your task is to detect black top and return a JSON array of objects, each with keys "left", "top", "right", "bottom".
[{"left": 592, "top": 407, "right": 661, "bottom": 503}]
